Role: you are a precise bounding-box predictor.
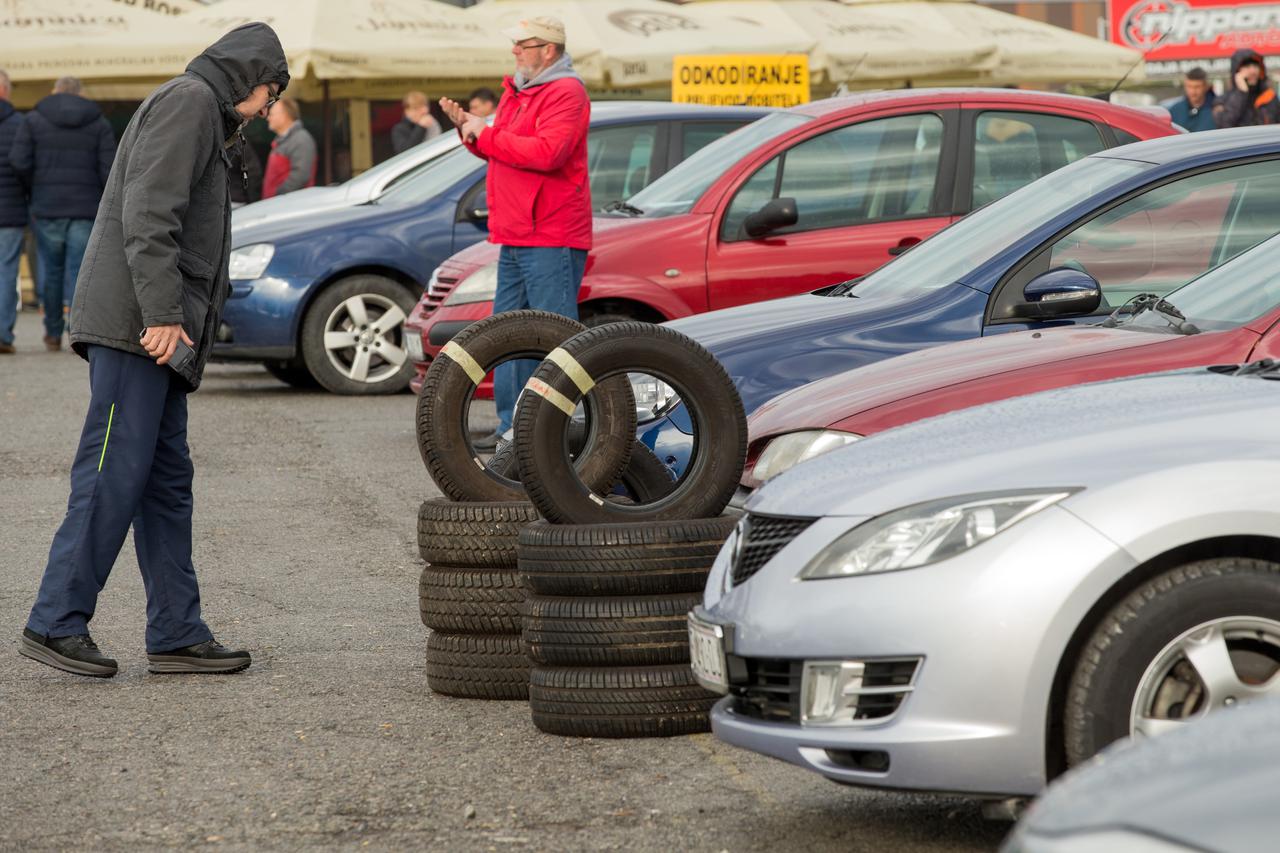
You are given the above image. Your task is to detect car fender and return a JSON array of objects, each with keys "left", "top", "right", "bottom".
[{"left": 580, "top": 275, "right": 695, "bottom": 321}]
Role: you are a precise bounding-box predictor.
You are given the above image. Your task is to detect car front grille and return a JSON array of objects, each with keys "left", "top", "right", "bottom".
[
  {"left": 421, "top": 275, "right": 458, "bottom": 316},
  {"left": 729, "top": 657, "right": 921, "bottom": 725},
  {"left": 730, "top": 513, "right": 817, "bottom": 586}
]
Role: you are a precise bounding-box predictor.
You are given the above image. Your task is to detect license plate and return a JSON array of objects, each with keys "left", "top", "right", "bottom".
[
  {"left": 404, "top": 330, "right": 424, "bottom": 363},
  {"left": 688, "top": 613, "right": 729, "bottom": 694}
]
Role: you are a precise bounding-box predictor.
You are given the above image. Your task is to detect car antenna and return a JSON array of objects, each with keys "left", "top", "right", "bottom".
[{"left": 1096, "top": 33, "right": 1166, "bottom": 101}]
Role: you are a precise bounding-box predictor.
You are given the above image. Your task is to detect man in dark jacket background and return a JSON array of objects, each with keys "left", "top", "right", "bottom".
[
  {"left": 1215, "top": 49, "right": 1280, "bottom": 128},
  {"left": 19, "top": 24, "right": 290, "bottom": 679},
  {"left": 0, "top": 68, "right": 26, "bottom": 355},
  {"left": 9, "top": 76, "right": 115, "bottom": 351},
  {"left": 1168, "top": 67, "right": 1217, "bottom": 132}
]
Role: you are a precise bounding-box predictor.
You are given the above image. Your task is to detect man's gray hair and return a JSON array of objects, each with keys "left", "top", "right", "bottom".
[
  {"left": 53, "top": 76, "right": 83, "bottom": 95},
  {"left": 0, "top": 69, "right": 10, "bottom": 96}
]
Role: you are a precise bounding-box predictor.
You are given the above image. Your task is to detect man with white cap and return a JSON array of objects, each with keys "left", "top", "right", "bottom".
[{"left": 440, "top": 16, "right": 591, "bottom": 450}]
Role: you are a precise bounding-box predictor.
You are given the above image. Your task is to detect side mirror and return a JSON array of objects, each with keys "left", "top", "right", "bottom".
[
  {"left": 743, "top": 197, "right": 798, "bottom": 238},
  {"left": 1020, "top": 267, "right": 1101, "bottom": 319}
]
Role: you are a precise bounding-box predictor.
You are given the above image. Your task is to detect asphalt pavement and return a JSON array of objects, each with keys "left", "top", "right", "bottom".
[{"left": 0, "top": 310, "right": 1010, "bottom": 851}]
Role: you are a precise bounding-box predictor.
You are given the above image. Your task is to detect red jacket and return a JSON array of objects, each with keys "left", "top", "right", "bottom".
[{"left": 464, "top": 74, "right": 592, "bottom": 250}]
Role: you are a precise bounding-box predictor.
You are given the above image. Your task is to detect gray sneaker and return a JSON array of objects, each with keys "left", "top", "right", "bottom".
[
  {"left": 20, "top": 628, "right": 118, "bottom": 677},
  {"left": 147, "top": 639, "right": 251, "bottom": 674}
]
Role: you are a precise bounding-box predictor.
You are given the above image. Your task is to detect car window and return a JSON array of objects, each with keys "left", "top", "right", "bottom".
[
  {"left": 971, "top": 111, "right": 1105, "bottom": 207},
  {"left": 1129, "top": 232, "right": 1280, "bottom": 331},
  {"left": 588, "top": 123, "right": 658, "bottom": 210},
  {"left": 681, "top": 122, "right": 747, "bottom": 159},
  {"left": 1112, "top": 128, "right": 1141, "bottom": 146},
  {"left": 1047, "top": 160, "right": 1280, "bottom": 306},
  {"left": 376, "top": 145, "right": 484, "bottom": 206},
  {"left": 720, "top": 113, "right": 944, "bottom": 241}
]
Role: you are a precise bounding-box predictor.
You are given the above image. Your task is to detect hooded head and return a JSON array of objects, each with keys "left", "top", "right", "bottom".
[
  {"left": 186, "top": 22, "right": 290, "bottom": 132},
  {"left": 1231, "top": 48, "right": 1268, "bottom": 92}
]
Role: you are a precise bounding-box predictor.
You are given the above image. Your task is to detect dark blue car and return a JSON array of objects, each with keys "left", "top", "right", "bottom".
[
  {"left": 216, "top": 102, "right": 769, "bottom": 394},
  {"left": 644, "top": 126, "right": 1280, "bottom": 472}
]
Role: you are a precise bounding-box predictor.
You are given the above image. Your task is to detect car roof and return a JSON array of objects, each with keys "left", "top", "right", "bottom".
[
  {"left": 788, "top": 87, "right": 1152, "bottom": 119},
  {"left": 1092, "top": 124, "right": 1280, "bottom": 164},
  {"left": 590, "top": 101, "right": 775, "bottom": 121}
]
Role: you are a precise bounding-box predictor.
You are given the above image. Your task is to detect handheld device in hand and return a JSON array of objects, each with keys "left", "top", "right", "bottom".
[{"left": 139, "top": 329, "right": 196, "bottom": 373}]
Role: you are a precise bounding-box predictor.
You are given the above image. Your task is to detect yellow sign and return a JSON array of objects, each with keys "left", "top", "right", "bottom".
[{"left": 672, "top": 54, "right": 809, "bottom": 108}]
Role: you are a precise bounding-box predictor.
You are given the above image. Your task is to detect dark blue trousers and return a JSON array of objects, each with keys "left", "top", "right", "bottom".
[{"left": 27, "top": 345, "right": 214, "bottom": 653}]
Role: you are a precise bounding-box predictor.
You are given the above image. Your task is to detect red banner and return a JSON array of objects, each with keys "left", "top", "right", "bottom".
[{"left": 1109, "top": 0, "right": 1280, "bottom": 60}]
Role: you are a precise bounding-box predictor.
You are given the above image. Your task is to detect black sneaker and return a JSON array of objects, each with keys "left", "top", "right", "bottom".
[
  {"left": 147, "top": 639, "right": 251, "bottom": 674},
  {"left": 19, "top": 628, "right": 118, "bottom": 677},
  {"left": 471, "top": 431, "right": 502, "bottom": 452}
]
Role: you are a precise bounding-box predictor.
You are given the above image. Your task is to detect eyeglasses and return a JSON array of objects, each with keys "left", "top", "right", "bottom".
[
  {"left": 513, "top": 40, "right": 551, "bottom": 51},
  {"left": 265, "top": 86, "right": 281, "bottom": 111}
]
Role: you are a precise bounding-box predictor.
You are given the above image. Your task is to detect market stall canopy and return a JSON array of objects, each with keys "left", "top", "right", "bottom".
[
  {"left": 693, "top": 0, "right": 998, "bottom": 86},
  {"left": 840, "top": 0, "right": 1146, "bottom": 85},
  {"left": 468, "top": 0, "right": 817, "bottom": 88}
]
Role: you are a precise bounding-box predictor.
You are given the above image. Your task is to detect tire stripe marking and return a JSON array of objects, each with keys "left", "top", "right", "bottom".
[
  {"left": 98, "top": 403, "right": 116, "bottom": 473},
  {"left": 441, "top": 341, "right": 486, "bottom": 385},
  {"left": 546, "top": 347, "right": 595, "bottom": 394},
  {"left": 526, "top": 377, "right": 576, "bottom": 416}
]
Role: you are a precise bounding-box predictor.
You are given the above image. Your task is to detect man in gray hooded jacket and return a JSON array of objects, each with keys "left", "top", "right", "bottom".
[{"left": 19, "top": 23, "right": 290, "bottom": 679}]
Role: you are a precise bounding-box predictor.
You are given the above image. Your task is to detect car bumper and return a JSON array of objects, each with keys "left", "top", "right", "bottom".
[
  {"left": 700, "top": 505, "right": 1137, "bottom": 797},
  {"left": 409, "top": 299, "right": 495, "bottom": 396},
  {"left": 212, "top": 274, "right": 315, "bottom": 361}
]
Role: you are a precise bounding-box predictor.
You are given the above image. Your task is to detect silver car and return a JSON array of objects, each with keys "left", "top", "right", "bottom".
[{"left": 689, "top": 362, "right": 1280, "bottom": 797}]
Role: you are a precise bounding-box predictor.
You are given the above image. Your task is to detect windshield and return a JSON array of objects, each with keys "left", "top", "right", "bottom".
[
  {"left": 1126, "top": 232, "right": 1280, "bottom": 332},
  {"left": 375, "top": 145, "right": 484, "bottom": 207},
  {"left": 624, "top": 113, "right": 813, "bottom": 217},
  {"left": 348, "top": 133, "right": 461, "bottom": 196},
  {"left": 852, "top": 156, "right": 1151, "bottom": 299}
]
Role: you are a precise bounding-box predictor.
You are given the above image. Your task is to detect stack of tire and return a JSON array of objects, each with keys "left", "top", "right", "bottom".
[{"left": 415, "top": 310, "right": 748, "bottom": 738}]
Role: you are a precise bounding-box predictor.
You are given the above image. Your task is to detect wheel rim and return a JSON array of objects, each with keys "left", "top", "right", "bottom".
[
  {"left": 322, "top": 294, "right": 408, "bottom": 384},
  {"left": 1129, "top": 615, "right": 1280, "bottom": 739}
]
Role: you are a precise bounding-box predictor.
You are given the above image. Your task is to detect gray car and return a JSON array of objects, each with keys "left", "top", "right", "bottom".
[
  {"left": 689, "top": 362, "right": 1280, "bottom": 797},
  {"left": 1004, "top": 696, "right": 1280, "bottom": 852}
]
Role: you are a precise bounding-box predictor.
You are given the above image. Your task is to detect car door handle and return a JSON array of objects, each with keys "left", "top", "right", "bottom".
[{"left": 888, "top": 237, "right": 921, "bottom": 256}]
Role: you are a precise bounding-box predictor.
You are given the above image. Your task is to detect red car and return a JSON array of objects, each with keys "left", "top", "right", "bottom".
[
  {"left": 406, "top": 89, "right": 1177, "bottom": 393},
  {"left": 742, "top": 235, "right": 1280, "bottom": 490}
]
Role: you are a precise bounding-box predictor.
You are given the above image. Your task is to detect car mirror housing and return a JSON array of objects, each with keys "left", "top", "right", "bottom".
[
  {"left": 744, "top": 197, "right": 799, "bottom": 239},
  {"left": 1020, "top": 267, "right": 1102, "bottom": 319}
]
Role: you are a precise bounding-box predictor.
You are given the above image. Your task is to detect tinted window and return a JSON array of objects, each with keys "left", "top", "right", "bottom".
[
  {"left": 1128, "top": 233, "right": 1280, "bottom": 331},
  {"left": 721, "top": 113, "right": 944, "bottom": 241},
  {"left": 971, "top": 111, "right": 1105, "bottom": 207},
  {"left": 1112, "top": 129, "right": 1142, "bottom": 146},
  {"left": 588, "top": 123, "right": 658, "bottom": 210},
  {"left": 1047, "top": 159, "right": 1280, "bottom": 306},
  {"left": 681, "top": 122, "right": 747, "bottom": 159},
  {"left": 376, "top": 145, "right": 484, "bottom": 206}
]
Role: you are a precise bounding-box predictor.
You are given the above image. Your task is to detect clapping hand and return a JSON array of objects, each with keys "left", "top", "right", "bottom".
[{"left": 439, "top": 97, "right": 486, "bottom": 142}]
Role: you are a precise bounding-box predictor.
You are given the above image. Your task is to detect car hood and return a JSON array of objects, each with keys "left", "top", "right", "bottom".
[
  {"left": 748, "top": 366, "right": 1280, "bottom": 518},
  {"left": 749, "top": 324, "right": 1169, "bottom": 440},
  {"left": 232, "top": 186, "right": 351, "bottom": 232},
  {"left": 434, "top": 213, "right": 664, "bottom": 278},
  {"left": 232, "top": 198, "right": 402, "bottom": 248},
  {"left": 1010, "top": 696, "right": 1280, "bottom": 852}
]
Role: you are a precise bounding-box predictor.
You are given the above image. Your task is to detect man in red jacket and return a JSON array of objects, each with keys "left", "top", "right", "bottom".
[{"left": 440, "top": 15, "right": 590, "bottom": 449}]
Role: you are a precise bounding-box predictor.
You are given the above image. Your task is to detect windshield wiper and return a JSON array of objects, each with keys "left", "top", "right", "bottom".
[
  {"left": 604, "top": 200, "right": 644, "bottom": 217},
  {"left": 1100, "top": 292, "right": 1199, "bottom": 335},
  {"left": 825, "top": 278, "right": 863, "bottom": 298}
]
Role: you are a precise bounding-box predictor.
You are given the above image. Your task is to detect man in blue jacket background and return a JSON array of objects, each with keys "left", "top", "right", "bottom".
[
  {"left": 0, "top": 68, "right": 26, "bottom": 355},
  {"left": 1168, "top": 67, "right": 1217, "bottom": 133},
  {"left": 9, "top": 76, "right": 115, "bottom": 351}
]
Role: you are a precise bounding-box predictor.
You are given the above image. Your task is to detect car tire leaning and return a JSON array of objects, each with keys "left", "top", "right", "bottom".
[
  {"left": 300, "top": 275, "right": 417, "bottom": 395},
  {"left": 416, "top": 310, "right": 635, "bottom": 503},
  {"left": 514, "top": 323, "right": 746, "bottom": 523},
  {"left": 1064, "top": 557, "right": 1280, "bottom": 766}
]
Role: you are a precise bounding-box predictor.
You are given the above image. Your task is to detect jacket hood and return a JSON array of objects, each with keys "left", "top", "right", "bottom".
[
  {"left": 186, "top": 22, "right": 290, "bottom": 128},
  {"left": 34, "top": 93, "right": 102, "bottom": 128},
  {"left": 513, "top": 52, "right": 584, "bottom": 91},
  {"left": 1231, "top": 48, "right": 1267, "bottom": 78},
  {"left": 0, "top": 100, "right": 14, "bottom": 123}
]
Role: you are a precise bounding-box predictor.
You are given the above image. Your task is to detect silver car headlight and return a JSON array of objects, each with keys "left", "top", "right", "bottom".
[
  {"left": 798, "top": 489, "right": 1077, "bottom": 580},
  {"left": 442, "top": 261, "right": 498, "bottom": 305},
  {"left": 228, "top": 243, "right": 274, "bottom": 280},
  {"left": 752, "top": 430, "right": 861, "bottom": 483}
]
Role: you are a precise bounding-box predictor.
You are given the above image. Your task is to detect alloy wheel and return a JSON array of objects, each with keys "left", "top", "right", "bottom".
[{"left": 322, "top": 293, "right": 408, "bottom": 384}]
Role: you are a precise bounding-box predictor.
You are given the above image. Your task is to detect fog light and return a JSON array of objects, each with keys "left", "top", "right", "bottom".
[{"left": 801, "top": 658, "right": 920, "bottom": 726}]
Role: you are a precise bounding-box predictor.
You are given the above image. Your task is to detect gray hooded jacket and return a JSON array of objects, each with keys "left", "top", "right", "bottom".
[{"left": 70, "top": 23, "right": 289, "bottom": 390}]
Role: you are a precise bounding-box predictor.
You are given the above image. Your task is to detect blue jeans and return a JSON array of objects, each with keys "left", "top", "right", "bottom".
[
  {"left": 0, "top": 226, "right": 22, "bottom": 346},
  {"left": 27, "top": 345, "right": 214, "bottom": 653},
  {"left": 33, "top": 217, "right": 93, "bottom": 339},
  {"left": 492, "top": 245, "right": 587, "bottom": 433}
]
